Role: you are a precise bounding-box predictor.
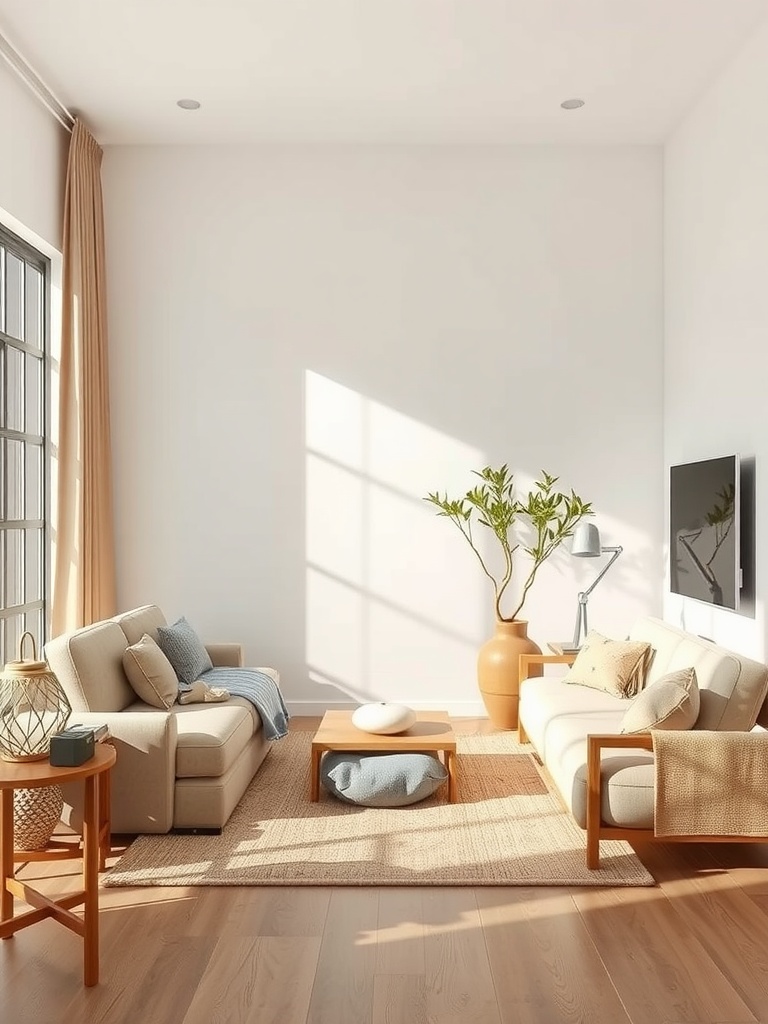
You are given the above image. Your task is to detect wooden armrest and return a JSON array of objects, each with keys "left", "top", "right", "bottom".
[
  {"left": 587, "top": 732, "right": 653, "bottom": 753},
  {"left": 519, "top": 653, "right": 576, "bottom": 681},
  {"left": 586, "top": 732, "right": 653, "bottom": 869}
]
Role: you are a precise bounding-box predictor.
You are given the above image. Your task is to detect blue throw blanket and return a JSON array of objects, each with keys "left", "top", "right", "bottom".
[{"left": 195, "top": 667, "right": 290, "bottom": 740}]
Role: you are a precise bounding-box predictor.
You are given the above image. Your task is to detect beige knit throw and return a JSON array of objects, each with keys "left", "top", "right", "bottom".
[{"left": 653, "top": 729, "right": 768, "bottom": 837}]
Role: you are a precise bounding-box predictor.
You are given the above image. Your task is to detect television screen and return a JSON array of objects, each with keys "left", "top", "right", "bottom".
[{"left": 669, "top": 455, "right": 740, "bottom": 610}]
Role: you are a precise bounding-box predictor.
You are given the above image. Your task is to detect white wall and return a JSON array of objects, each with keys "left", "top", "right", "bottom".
[
  {"left": 664, "top": 17, "right": 768, "bottom": 657},
  {"left": 0, "top": 58, "right": 67, "bottom": 249},
  {"left": 103, "top": 145, "right": 663, "bottom": 712}
]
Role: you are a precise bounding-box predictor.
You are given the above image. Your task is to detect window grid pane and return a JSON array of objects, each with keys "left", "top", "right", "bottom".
[
  {"left": 25, "top": 528, "right": 43, "bottom": 604},
  {"left": 25, "top": 444, "right": 43, "bottom": 521},
  {"left": 4, "top": 252, "right": 23, "bottom": 341},
  {"left": 6, "top": 345, "right": 23, "bottom": 433},
  {"left": 25, "top": 352, "right": 42, "bottom": 436},
  {"left": 24, "top": 266, "right": 43, "bottom": 351},
  {"left": 6, "top": 439, "right": 24, "bottom": 520},
  {"left": 5, "top": 527, "right": 23, "bottom": 607}
]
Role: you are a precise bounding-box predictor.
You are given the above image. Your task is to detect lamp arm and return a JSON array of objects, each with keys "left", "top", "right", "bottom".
[
  {"left": 580, "top": 545, "right": 623, "bottom": 599},
  {"left": 570, "top": 546, "right": 623, "bottom": 649}
]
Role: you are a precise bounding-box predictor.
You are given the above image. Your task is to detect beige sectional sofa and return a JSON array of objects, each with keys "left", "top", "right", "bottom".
[
  {"left": 45, "top": 605, "right": 279, "bottom": 834},
  {"left": 518, "top": 617, "right": 768, "bottom": 867}
]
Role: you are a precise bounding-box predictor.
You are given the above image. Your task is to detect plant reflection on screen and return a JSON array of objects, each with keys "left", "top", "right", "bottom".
[{"left": 677, "top": 484, "right": 735, "bottom": 606}]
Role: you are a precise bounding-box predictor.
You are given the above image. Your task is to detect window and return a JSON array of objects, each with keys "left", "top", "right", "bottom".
[{"left": 0, "top": 226, "right": 49, "bottom": 663}]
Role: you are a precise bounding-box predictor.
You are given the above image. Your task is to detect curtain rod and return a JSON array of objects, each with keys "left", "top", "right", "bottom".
[{"left": 0, "top": 28, "right": 74, "bottom": 132}]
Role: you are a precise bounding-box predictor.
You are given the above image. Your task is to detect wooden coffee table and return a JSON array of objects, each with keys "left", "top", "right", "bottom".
[{"left": 310, "top": 709, "right": 458, "bottom": 802}]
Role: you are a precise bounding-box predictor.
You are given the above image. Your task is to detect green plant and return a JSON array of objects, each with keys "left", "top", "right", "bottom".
[{"left": 424, "top": 465, "right": 593, "bottom": 622}]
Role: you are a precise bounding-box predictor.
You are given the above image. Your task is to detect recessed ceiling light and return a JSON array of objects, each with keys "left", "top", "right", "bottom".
[
  {"left": 176, "top": 98, "right": 201, "bottom": 110},
  {"left": 560, "top": 98, "right": 585, "bottom": 110}
]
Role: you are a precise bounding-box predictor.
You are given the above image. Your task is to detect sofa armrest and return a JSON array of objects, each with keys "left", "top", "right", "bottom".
[
  {"left": 206, "top": 643, "right": 244, "bottom": 668},
  {"left": 586, "top": 732, "right": 652, "bottom": 868},
  {"left": 517, "top": 653, "right": 576, "bottom": 743},
  {"left": 61, "top": 710, "right": 178, "bottom": 835}
]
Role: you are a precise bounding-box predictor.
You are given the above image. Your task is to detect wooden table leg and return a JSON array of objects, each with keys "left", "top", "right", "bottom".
[
  {"left": 310, "top": 746, "right": 321, "bottom": 802},
  {"left": 99, "top": 760, "right": 111, "bottom": 872},
  {"left": 82, "top": 774, "right": 100, "bottom": 986},
  {"left": 446, "top": 749, "right": 458, "bottom": 803},
  {"left": 0, "top": 791, "right": 13, "bottom": 932}
]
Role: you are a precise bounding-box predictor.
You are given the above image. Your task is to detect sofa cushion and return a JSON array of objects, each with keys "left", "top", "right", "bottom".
[
  {"left": 620, "top": 667, "right": 700, "bottom": 734},
  {"left": 156, "top": 616, "right": 213, "bottom": 685},
  {"left": 45, "top": 620, "right": 135, "bottom": 714},
  {"left": 122, "top": 634, "right": 179, "bottom": 709},
  {"left": 320, "top": 751, "right": 448, "bottom": 807},
  {"left": 171, "top": 699, "right": 259, "bottom": 777},
  {"left": 628, "top": 618, "right": 768, "bottom": 731},
  {"left": 113, "top": 604, "right": 168, "bottom": 646},
  {"left": 562, "top": 631, "right": 653, "bottom": 698}
]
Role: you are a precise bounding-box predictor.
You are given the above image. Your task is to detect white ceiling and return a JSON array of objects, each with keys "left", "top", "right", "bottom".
[{"left": 1, "top": 0, "right": 767, "bottom": 145}]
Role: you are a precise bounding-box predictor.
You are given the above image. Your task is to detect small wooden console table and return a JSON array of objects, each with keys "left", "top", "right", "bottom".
[{"left": 0, "top": 743, "right": 116, "bottom": 987}]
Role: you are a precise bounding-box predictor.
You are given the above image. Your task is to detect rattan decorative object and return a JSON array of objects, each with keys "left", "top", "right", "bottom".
[
  {"left": 0, "top": 632, "right": 72, "bottom": 762},
  {"left": 13, "top": 784, "right": 64, "bottom": 850}
]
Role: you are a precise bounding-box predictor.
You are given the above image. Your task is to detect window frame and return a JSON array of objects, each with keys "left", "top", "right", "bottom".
[{"left": 0, "top": 223, "right": 50, "bottom": 664}]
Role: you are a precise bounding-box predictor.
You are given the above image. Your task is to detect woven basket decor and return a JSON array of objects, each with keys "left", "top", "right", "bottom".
[{"left": 13, "top": 785, "right": 64, "bottom": 851}]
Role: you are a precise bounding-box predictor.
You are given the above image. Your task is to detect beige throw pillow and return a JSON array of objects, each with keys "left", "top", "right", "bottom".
[
  {"left": 122, "top": 633, "right": 179, "bottom": 709},
  {"left": 620, "top": 667, "right": 700, "bottom": 734},
  {"left": 563, "top": 630, "right": 653, "bottom": 698}
]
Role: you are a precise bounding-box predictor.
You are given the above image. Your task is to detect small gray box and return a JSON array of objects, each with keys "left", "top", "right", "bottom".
[{"left": 50, "top": 728, "right": 95, "bottom": 767}]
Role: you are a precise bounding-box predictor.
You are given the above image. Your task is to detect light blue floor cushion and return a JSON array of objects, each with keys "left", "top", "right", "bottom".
[{"left": 320, "top": 751, "right": 449, "bottom": 807}]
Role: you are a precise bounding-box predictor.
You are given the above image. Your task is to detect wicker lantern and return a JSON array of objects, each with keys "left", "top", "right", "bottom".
[{"left": 0, "top": 631, "right": 72, "bottom": 762}]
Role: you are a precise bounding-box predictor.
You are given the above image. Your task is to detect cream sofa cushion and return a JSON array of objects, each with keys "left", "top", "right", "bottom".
[
  {"left": 113, "top": 603, "right": 168, "bottom": 645},
  {"left": 123, "top": 634, "right": 179, "bottom": 709},
  {"left": 45, "top": 620, "right": 135, "bottom": 713},
  {"left": 620, "top": 667, "right": 700, "bottom": 734},
  {"left": 563, "top": 630, "right": 653, "bottom": 698}
]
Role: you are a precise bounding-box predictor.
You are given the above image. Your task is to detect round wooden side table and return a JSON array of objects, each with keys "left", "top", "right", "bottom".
[{"left": 0, "top": 743, "right": 116, "bottom": 987}]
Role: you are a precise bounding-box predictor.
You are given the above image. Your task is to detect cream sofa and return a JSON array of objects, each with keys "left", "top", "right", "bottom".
[
  {"left": 45, "top": 605, "right": 280, "bottom": 834},
  {"left": 518, "top": 617, "right": 768, "bottom": 867}
]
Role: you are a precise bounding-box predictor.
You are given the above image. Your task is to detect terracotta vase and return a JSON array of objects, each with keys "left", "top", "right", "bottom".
[{"left": 477, "top": 619, "right": 543, "bottom": 730}]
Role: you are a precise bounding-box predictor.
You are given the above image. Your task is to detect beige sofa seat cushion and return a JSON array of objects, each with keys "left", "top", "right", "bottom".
[
  {"left": 45, "top": 620, "right": 135, "bottom": 713},
  {"left": 629, "top": 618, "right": 768, "bottom": 730},
  {"left": 172, "top": 699, "right": 261, "bottom": 778},
  {"left": 113, "top": 604, "right": 168, "bottom": 646}
]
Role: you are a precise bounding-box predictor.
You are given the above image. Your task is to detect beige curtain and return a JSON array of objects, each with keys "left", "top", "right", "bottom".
[{"left": 52, "top": 118, "right": 116, "bottom": 634}]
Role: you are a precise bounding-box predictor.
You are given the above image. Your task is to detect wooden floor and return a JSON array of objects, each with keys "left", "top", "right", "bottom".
[{"left": 2, "top": 718, "right": 768, "bottom": 1024}]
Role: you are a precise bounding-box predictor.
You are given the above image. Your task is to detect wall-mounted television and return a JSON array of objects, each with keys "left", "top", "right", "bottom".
[{"left": 669, "top": 454, "right": 740, "bottom": 610}]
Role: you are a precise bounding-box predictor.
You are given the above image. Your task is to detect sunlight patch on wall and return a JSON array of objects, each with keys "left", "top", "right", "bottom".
[{"left": 305, "top": 370, "right": 485, "bottom": 700}]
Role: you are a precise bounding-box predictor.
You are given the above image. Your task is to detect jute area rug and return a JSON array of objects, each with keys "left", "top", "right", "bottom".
[{"left": 105, "top": 729, "right": 655, "bottom": 888}]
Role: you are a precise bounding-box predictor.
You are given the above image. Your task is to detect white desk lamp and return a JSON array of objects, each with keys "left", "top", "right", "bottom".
[{"left": 568, "top": 523, "right": 623, "bottom": 650}]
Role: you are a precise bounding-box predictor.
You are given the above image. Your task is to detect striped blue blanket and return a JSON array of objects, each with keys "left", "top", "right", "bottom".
[{"left": 195, "top": 667, "right": 290, "bottom": 740}]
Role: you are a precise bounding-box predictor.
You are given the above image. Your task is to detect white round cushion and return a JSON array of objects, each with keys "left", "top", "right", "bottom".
[{"left": 351, "top": 702, "right": 417, "bottom": 735}]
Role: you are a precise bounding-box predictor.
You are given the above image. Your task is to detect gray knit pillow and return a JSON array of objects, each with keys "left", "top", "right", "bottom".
[
  {"left": 321, "top": 752, "right": 448, "bottom": 807},
  {"left": 156, "top": 616, "right": 213, "bottom": 685}
]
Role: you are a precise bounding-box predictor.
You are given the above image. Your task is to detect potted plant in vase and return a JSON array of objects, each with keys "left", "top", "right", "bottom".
[{"left": 425, "top": 465, "right": 593, "bottom": 729}]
